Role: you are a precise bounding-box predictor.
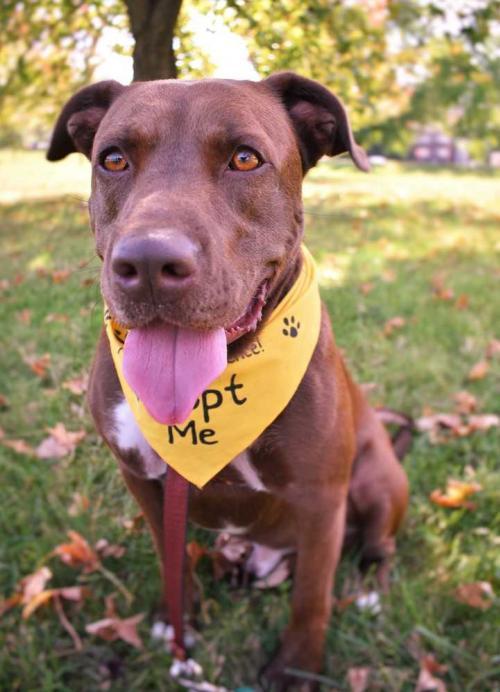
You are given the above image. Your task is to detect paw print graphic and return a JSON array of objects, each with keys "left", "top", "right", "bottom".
[{"left": 282, "top": 316, "right": 300, "bottom": 338}]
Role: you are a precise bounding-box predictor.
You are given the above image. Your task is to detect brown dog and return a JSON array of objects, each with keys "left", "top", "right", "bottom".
[{"left": 47, "top": 72, "right": 408, "bottom": 689}]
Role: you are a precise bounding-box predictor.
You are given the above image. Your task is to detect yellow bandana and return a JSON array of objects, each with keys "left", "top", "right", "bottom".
[{"left": 105, "top": 245, "right": 321, "bottom": 488}]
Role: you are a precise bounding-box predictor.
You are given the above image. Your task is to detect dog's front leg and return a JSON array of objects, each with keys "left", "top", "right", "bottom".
[
  {"left": 262, "top": 491, "right": 348, "bottom": 691},
  {"left": 120, "top": 466, "right": 166, "bottom": 565}
]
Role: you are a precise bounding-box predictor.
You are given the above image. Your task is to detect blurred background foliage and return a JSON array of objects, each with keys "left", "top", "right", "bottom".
[{"left": 0, "top": 0, "right": 498, "bottom": 158}]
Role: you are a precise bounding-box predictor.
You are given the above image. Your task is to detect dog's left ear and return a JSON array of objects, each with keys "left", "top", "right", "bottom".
[
  {"left": 263, "top": 72, "right": 369, "bottom": 173},
  {"left": 47, "top": 80, "right": 126, "bottom": 161}
]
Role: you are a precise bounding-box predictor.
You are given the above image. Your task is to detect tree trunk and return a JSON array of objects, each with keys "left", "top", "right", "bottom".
[{"left": 124, "top": 0, "right": 183, "bottom": 81}]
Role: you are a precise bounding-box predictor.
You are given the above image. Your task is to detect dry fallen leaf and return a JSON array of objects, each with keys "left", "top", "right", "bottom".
[
  {"left": 23, "top": 353, "right": 51, "bottom": 378},
  {"left": 430, "top": 480, "right": 482, "bottom": 509},
  {"left": 121, "top": 513, "right": 145, "bottom": 533},
  {"left": 347, "top": 666, "right": 371, "bottom": 692},
  {"left": 454, "top": 581, "right": 495, "bottom": 610},
  {"left": 45, "top": 312, "right": 70, "bottom": 324},
  {"left": 485, "top": 338, "right": 500, "bottom": 359},
  {"left": 36, "top": 423, "right": 86, "bottom": 459},
  {"left": 467, "top": 360, "right": 489, "bottom": 381},
  {"left": 416, "top": 414, "right": 461, "bottom": 433},
  {"left": 52, "top": 530, "right": 100, "bottom": 573},
  {"left": 16, "top": 308, "right": 32, "bottom": 325},
  {"left": 415, "top": 654, "right": 447, "bottom": 692},
  {"left": 86, "top": 613, "right": 144, "bottom": 648},
  {"left": 381, "top": 268, "right": 396, "bottom": 282},
  {"left": 0, "top": 393, "right": 9, "bottom": 409},
  {"left": 0, "top": 593, "right": 22, "bottom": 617},
  {"left": 452, "top": 391, "right": 477, "bottom": 414},
  {"left": 454, "top": 294, "right": 469, "bottom": 310},
  {"left": 95, "top": 538, "right": 126, "bottom": 559},
  {"left": 20, "top": 566, "right": 52, "bottom": 601},
  {"left": 22, "top": 585, "right": 88, "bottom": 619},
  {"left": 1, "top": 438, "right": 36, "bottom": 456},
  {"left": 51, "top": 269, "right": 71, "bottom": 283},
  {"left": 431, "top": 274, "right": 454, "bottom": 302},
  {"left": 468, "top": 414, "right": 500, "bottom": 432},
  {"left": 417, "top": 410, "right": 498, "bottom": 441},
  {"left": 67, "top": 492, "right": 90, "bottom": 517},
  {"left": 62, "top": 375, "right": 88, "bottom": 396},
  {"left": 383, "top": 316, "right": 406, "bottom": 336}
]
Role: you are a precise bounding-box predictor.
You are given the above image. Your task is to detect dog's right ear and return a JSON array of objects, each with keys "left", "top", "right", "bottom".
[{"left": 47, "top": 81, "right": 126, "bottom": 161}]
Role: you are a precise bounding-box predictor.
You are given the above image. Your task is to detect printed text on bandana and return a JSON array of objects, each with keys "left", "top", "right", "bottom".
[{"left": 168, "top": 374, "right": 246, "bottom": 445}]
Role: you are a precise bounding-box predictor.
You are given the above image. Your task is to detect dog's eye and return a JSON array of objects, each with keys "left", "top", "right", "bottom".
[
  {"left": 229, "top": 147, "right": 262, "bottom": 172},
  {"left": 101, "top": 150, "right": 128, "bottom": 172}
]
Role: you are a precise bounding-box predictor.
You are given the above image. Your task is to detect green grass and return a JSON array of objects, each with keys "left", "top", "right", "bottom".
[{"left": 0, "top": 151, "right": 499, "bottom": 691}]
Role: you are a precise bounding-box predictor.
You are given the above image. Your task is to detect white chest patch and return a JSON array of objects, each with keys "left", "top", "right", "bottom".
[
  {"left": 112, "top": 399, "right": 166, "bottom": 479},
  {"left": 231, "top": 451, "right": 267, "bottom": 491}
]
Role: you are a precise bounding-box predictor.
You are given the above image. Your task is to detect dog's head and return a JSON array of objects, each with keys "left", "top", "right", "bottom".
[{"left": 48, "top": 73, "right": 367, "bottom": 343}]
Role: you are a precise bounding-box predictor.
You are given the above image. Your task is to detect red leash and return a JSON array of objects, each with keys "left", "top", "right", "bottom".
[{"left": 163, "top": 468, "right": 190, "bottom": 660}]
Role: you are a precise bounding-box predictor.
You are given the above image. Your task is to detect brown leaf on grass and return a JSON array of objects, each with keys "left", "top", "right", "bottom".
[
  {"left": 23, "top": 353, "right": 51, "bottom": 378},
  {"left": 121, "top": 513, "right": 144, "bottom": 533},
  {"left": 381, "top": 268, "right": 396, "bottom": 283},
  {"left": 186, "top": 540, "right": 208, "bottom": 571},
  {"left": 383, "top": 316, "right": 406, "bottom": 336},
  {"left": 0, "top": 593, "right": 22, "bottom": 617},
  {"left": 415, "top": 654, "right": 447, "bottom": 692},
  {"left": 0, "top": 393, "right": 9, "bottom": 409},
  {"left": 62, "top": 374, "right": 88, "bottom": 396},
  {"left": 431, "top": 274, "right": 454, "bottom": 302},
  {"left": 416, "top": 411, "right": 498, "bottom": 440},
  {"left": 347, "top": 667, "right": 371, "bottom": 692},
  {"left": 22, "top": 585, "right": 88, "bottom": 619},
  {"left": 416, "top": 413, "right": 461, "bottom": 433},
  {"left": 454, "top": 581, "right": 495, "bottom": 610},
  {"left": 86, "top": 613, "right": 144, "bottom": 649},
  {"left": 467, "top": 360, "right": 489, "bottom": 381},
  {"left": 454, "top": 294, "right": 469, "bottom": 310},
  {"left": 1, "top": 438, "right": 36, "bottom": 456},
  {"left": 452, "top": 391, "right": 477, "bottom": 414},
  {"left": 36, "top": 423, "right": 86, "bottom": 459},
  {"left": 51, "top": 269, "right": 71, "bottom": 283},
  {"left": 468, "top": 414, "right": 500, "bottom": 431},
  {"left": 52, "top": 530, "right": 100, "bottom": 573},
  {"left": 20, "top": 567, "right": 52, "bottom": 604},
  {"left": 95, "top": 539, "right": 126, "bottom": 559},
  {"left": 45, "top": 312, "right": 70, "bottom": 324},
  {"left": 16, "top": 308, "right": 32, "bottom": 324},
  {"left": 67, "top": 492, "right": 90, "bottom": 517},
  {"left": 81, "top": 277, "right": 96, "bottom": 287},
  {"left": 485, "top": 338, "right": 500, "bottom": 359},
  {"left": 430, "top": 480, "right": 482, "bottom": 509}
]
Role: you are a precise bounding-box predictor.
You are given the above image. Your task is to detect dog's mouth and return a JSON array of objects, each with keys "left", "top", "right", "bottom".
[
  {"left": 225, "top": 280, "right": 269, "bottom": 344},
  {"left": 121, "top": 279, "right": 270, "bottom": 426}
]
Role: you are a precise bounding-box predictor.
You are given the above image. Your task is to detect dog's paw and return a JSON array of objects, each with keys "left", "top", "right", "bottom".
[
  {"left": 259, "top": 634, "right": 322, "bottom": 692},
  {"left": 259, "top": 658, "right": 319, "bottom": 692}
]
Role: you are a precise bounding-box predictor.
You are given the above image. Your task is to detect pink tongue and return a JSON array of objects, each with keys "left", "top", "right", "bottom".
[{"left": 123, "top": 322, "right": 227, "bottom": 425}]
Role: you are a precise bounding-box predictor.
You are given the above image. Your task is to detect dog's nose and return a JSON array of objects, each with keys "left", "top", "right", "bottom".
[{"left": 111, "top": 233, "right": 198, "bottom": 296}]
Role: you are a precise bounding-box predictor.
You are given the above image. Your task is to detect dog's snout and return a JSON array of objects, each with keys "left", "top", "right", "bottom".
[{"left": 111, "top": 233, "right": 198, "bottom": 296}]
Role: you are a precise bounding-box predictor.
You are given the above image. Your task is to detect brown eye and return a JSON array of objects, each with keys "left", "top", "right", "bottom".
[
  {"left": 229, "top": 147, "right": 262, "bottom": 172},
  {"left": 102, "top": 150, "right": 128, "bottom": 172}
]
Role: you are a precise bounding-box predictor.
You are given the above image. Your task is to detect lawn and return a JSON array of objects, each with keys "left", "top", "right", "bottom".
[{"left": 0, "top": 150, "right": 498, "bottom": 691}]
